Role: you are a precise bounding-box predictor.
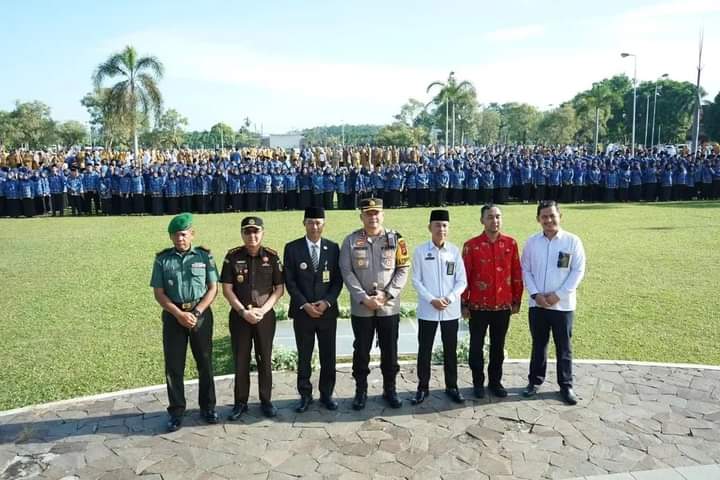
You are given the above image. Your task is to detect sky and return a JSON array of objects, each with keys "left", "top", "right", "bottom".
[{"left": 1, "top": 0, "right": 718, "bottom": 134}]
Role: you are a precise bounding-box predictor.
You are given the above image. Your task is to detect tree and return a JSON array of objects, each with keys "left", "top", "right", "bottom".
[
  {"left": 376, "top": 123, "right": 425, "bottom": 146},
  {"left": 0, "top": 110, "right": 18, "bottom": 149},
  {"left": 56, "top": 120, "right": 88, "bottom": 147},
  {"left": 426, "top": 72, "right": 479, "bottom": 146},
  {"left": 537, "top": 105, "right": 579, "bottom": 145},
  {"left": 475, "top": 109, "right": 501, "bottom": 145},
  {"left": 209, "top": 123, "right": 235, "bottom": 149},
  {"left": 92, "top": 45, "right": 164, "bottom": 158},
  {"left": 498, "top": 103, "right": 541, "bottom": 144},
  {"left": 10, "top": 101, "right": 57, "bottom": 149},
  {"left": 572, "top": 81, "right": 615, "bottom": 150},
  {"left": 151, "top": 109, "right": 188, "bottom": 148},
  {"left": 704, "top": 91, "right": 720, "bottom": 141},
  {"left": 81, "top": 89, "right": 135, "bottom": 150},
  {"left": 633, "top": 79, "right": 703, "bottom": 144}
]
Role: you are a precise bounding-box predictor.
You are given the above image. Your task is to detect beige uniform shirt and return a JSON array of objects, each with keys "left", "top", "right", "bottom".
[{"left": 339, "top": 228, "right": 410, "bottom": 317}]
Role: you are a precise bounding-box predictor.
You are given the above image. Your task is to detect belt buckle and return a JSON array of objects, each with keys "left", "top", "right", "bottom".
[{"left": 181, "top": 302, "right": 192, "bottom": 311}]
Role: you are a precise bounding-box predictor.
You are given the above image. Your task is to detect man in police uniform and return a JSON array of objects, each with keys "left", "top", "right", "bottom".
[
  {"left": 339, "top": 198, "right": 410, "bottom": 409},
  {"left": 283, "top": 207, "right": 343, "bottom": 413},
  {"left": 221, "top": 216, "right": 284, "bottom": 419},
  {"left": 150, "top": 213, "right": 219, "bottom": 432}
]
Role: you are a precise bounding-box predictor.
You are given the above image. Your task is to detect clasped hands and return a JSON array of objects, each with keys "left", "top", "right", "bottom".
[
  {"left": 362, "top": 291, "right": 388, "bottom": 311},
  {"left": 303, "top": 300, "right": 330, "bottom": 318},
  {"left": 534, "top": 292, "right": 560, "bottom": 308}
]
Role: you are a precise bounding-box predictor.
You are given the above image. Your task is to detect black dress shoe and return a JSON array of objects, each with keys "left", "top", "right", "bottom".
[
  {"left": 202, "top": 409, "right": 219, "bottom": 424},
  {"left": 320, "top": 396, "right": 338, "bottom": 411},
  {"left": 261, "top": 402, "right": 278, "bottom": 418},
  {"left": 473, "top": 386, "right": 486, "bottom": 399},
  {"left": 410, "top": 390, "right": 429, "bottom": 405},
  {"left": 352, "top": 390, "right": 367, "bottom": 410},
  {"left": 522, "top": 384, "right": 539, "bottom": 398},
  {"left": 383, "top": 390, "right": 403, "bottom": 409},
  {"left": 166, "top": 416, "right": 182, "bottom": 432},
  {"left": 295, "top": 396, "right": 313, "bottom": 413},
  {"left": 560, "top": 387, "right": 578, "bottom": 405},
  {"left": 228, "top": 403, "right": 248, "bottom": 421},
  {"left": 445, "top": 388, "right": 465, "bottom": 403},
  {"left": 489, "top": 383, "right": 508, "bottom": 398}
]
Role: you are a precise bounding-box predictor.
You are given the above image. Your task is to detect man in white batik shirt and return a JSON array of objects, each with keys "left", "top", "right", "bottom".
[{"left": 410, "top": 209, "right": 468, "bottom": 405}]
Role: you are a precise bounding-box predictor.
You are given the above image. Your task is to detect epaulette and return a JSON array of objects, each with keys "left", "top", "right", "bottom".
[
  {"left": 156, "top": 247, "right": 173, "bottom": 257},
  {"left": 196, "top": 245, "right": 211, "bottom": 253},
  {"left": 227, "top": 245, "right": 244, "bottom": 255},
  {"left": 263, "top": 246, "right": 279, "bottom": 256}
]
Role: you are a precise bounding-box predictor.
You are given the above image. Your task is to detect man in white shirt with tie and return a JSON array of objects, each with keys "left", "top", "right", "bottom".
[
  {"left": 521, "top": 201, "right": 586, "bottom": 405},
  {"left": 410, "top": 209, "right": 468, "bottom": 404}
]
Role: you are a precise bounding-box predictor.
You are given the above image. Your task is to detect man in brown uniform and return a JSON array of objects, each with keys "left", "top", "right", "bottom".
[{"left": 221, "top": 216, "right": 284, "bottom": 419}]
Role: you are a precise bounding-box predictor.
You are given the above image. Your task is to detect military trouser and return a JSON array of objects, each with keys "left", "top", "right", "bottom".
[
  {"left": 162, "top": 308, "right": 216, "bottom": 417},
  {"left": 351, "top": 314, "right": 399, "bottom": 392}
]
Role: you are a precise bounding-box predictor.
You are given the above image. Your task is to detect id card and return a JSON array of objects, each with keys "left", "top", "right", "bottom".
[
  {"left": 446, "top": 261, "right": 455, "bottom": 275},
  {"left": 322, "top": 270, "right": 330, "bottom": 283},
  {"left": 557, "top": 251, "right": 571, "bottom": 268}
]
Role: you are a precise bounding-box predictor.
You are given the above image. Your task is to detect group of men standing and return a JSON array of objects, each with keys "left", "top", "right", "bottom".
[{"left": 150, "top": 199, "right": 586, "bottom": 432}]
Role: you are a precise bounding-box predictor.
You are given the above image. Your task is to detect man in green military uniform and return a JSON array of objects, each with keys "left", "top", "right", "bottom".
[
  {"left": 150, "top": 212, "right": 219, "bottom": 432},
  {"left": 221, "top": 216, "right": 285, "bottom": 419},
  {"left": 339, "top": 198, "right": 410, "bottom": 410}
]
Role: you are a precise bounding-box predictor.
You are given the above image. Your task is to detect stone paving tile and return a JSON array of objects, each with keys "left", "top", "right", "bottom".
[{"left": 2, "top": 362, "right": 720, "bottom": 480}]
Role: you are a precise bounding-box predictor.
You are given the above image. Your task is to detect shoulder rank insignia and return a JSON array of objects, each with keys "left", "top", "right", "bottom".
[{"left": 395, "top": 238, "right": 409, "bottom": 267}]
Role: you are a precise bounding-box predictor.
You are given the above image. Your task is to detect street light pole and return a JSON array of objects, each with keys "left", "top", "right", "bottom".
[
  {"left": 644, "top": 94, "right": 650, "bottom": 148},
  {"left": 650, "top": 73, "right": 668, "bottom": 149},
  {"left": 621, "top": 53, "right": 637, "bottom": 158}
]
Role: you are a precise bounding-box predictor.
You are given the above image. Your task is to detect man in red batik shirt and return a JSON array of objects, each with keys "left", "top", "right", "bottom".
[{"left": 462, "top": 204, "right": 523, "bottom": 399}]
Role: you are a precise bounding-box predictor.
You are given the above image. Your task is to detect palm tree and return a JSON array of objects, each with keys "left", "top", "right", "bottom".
[
  {"left": 426, "top": 72, "right": 477, "bottom": 147},
  {"left": 92, "top": 45, "right": 164, "bottom": 160}
]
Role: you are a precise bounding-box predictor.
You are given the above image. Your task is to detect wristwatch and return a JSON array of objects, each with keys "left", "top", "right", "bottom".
[
  {"left": 530, "top": 294, "right": 538, "bottom": 300},
  {"left": 192, "top": 308, "right": 202, "bottom": 317}
]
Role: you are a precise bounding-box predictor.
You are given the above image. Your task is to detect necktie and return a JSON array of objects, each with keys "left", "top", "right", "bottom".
[{"left": 311, "top": 244, "right": 319, "bottom": 272}]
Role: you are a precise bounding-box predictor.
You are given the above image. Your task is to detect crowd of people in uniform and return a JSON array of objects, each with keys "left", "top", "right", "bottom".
[
  {"left": 151, "top": 198, "right": 586, "bottom": 432},
  {"left": 2, "top": 144, "right": 719, "bottom": 218}
]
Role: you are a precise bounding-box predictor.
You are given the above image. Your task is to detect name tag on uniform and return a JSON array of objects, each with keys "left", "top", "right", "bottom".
[
  {"left": 446, "top": 261, "right": 455, "bottom": 275},
  {"left": 322, "top": 270, "right": 330, "bottom": 283},
  {"left": 191, "top": 262, "right": 206, "bottom": 269},
  {"left": 557, "top": 252, "right": 571, "bottom": 268}
]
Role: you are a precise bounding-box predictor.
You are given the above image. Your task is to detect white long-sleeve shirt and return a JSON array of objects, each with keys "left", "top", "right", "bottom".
[
  {"left": 521, "top": 229, "right": 586, "bottom": 312},
  {"left": 412, "top": 240, "right": 468, "bottom": 321}
]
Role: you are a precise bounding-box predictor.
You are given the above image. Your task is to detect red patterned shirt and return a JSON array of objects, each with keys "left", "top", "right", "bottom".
[{"left": 461, "top": 232, "right": 523, "bottom": 311}]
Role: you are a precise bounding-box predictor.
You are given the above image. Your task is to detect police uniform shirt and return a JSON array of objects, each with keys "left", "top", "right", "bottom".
[
  {"left": 411, "top": 240, "right": 467, "bottom": 321},
  {"left": 150, "top": 246, "right": 219, "bottom": 303},
  {"left": 339, "top": 228, "right": 409, "bottom": 317},
  {"left": 220, "top": 246, "right": 283, "bottom": 308},
  {"left": 520, "top": 229, "right": 586, "bottom": 311}
]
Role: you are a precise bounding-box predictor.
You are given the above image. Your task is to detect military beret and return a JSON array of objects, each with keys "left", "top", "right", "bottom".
[
  {"left": 168, "top": 212, "right": 193, "bottom": 235},
  {"left": 241, "top": 216, "right": 264, "bottom": 230},
  {"left": 429, "top": 209, "right": 450, "bottom": 222}
]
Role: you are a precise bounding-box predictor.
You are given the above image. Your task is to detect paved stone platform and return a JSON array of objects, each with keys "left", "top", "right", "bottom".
[{"left": 1, "top": 361, "right": 719, "bottom": 480}]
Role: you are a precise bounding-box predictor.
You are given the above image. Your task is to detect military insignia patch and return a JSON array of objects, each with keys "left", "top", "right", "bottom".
[
  {"left": 395, "top": 238, "right": 409, "bottom": 266},
  {"left": 237, "top": 275, "right": 244, "bottom": 283}
]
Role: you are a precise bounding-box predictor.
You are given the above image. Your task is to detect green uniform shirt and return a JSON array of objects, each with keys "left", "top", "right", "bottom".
[{"left": 150, "top": 246, "right": 219, "bottom": 303}]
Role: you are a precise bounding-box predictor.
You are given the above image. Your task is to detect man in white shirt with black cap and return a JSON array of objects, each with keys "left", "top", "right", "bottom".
[
  {"left": 410, "top": 209, "right": 468, "bottom": 404},
  {"left": 521, "top": 200, "right": 586, "bottom": 405}
]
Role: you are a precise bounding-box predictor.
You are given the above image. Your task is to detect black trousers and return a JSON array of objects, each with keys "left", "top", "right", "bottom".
[
  {"left": 469, "top": 310, "right": 510, "bottom": 387},
  {"left": 417, "top": 319, "right": 458, "bottom": 391},
  {"left": 293, "top": 314, "right": 337, "bottom": 399},
  {"left": 52, "top": 193, "right": 65, "bottom": 214},
  {"left": 162, "top": 309, "right": 216, "bottom": 417},
  {"left": 351, "top": 314, "right": 399, "bottom": 391},
  {"left": 229, "top": 310, "right": 276, "bottom": 405},
  {"left": 528, "top": 307, "right": 573, "bottom": 388}
]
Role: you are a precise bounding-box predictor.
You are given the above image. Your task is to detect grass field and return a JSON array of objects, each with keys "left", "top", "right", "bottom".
[{"left": 2, "top": 201, "right": 719, "bottom": 410}]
